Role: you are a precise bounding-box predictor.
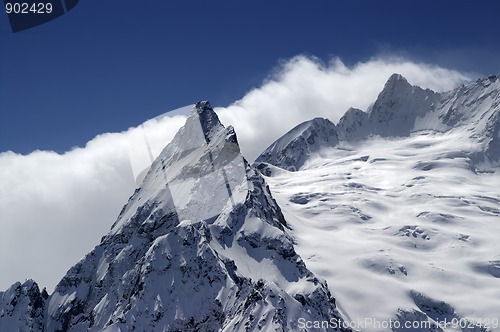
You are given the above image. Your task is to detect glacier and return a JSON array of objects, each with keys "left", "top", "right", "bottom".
[{"left": 255, "top": 74, "right": 500, "bottom": 331}]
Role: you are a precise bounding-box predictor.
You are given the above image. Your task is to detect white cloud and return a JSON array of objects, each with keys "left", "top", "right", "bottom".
[
  {"left": 0, "top": 115, "right": 186, "bottom": 292},
  {"left": 0, "top": 56, "right": 471, "bottom": 292},
  {"left": 216, "top": 55, "right": 472, "bottom": 162}
]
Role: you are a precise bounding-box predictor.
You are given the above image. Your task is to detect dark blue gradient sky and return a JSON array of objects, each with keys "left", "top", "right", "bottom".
[{"left": 1, "top": 0, "right": 499, "bottom": 154}]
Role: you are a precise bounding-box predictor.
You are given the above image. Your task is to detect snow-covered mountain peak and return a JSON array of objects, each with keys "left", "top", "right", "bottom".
[
  {"left": 256, "top": 73, "right": 499, "bottom": 173},
  {"left": 383, "top": 73, "right": 412, "bottom": 90},
  {"left": 336, "top": 73, "right": 500, "bottom": 167},
  {"left": 162, "top": 100, "right": 227, "bottom": 154},
  {"left": 254, "top": 117, "right": 338, "bottom": 172},
  {"left": 191, "top": 100, "right": 224, "bottom": 141},
  {"left": 1, "top": 101, "right": 348, "bottom": 331},
  {"left": 337, "top": 107, "right": 369, "bottom": 141},
  {"left": 367, "top": 73, "right": 439, "bottom": 136},
  {"left": 108, "top": 101, "right": 247, "bottom": 237}
]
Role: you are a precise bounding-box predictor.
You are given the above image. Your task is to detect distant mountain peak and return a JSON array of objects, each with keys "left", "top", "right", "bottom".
[
  {"left": 195, "top": 100, "right": 212, "bottom": 111},
  {"left": 389, "top": 73, "right": 405, "bottom": 80},
  {"left": 337, "top": 107, "right": 369, "bottom": 141},
  {"left": 0, "top": 101, "right": 347, "bottom": 331},
  {"left": 385, "top": 73, "right": 411, "bottom": 88},
  {"left": 376, "top": 73, "right": 415, "bottom": 102},
  {"left": 371, "top": 74, "right": 437, "bottom": 129},
  {"left": 254, "top": 117, "right": 338, "bottom": 172}
]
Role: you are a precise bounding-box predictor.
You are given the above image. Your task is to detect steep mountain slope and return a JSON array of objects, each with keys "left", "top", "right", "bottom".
[
  {"left": 432, "top": 75, "right": 500, "bottom": 165},
  {"left": 255, "top": 74, "right": 500, "bottom": 331},
  {"left": 1, "top": 102, "right": 348, "bottom": 331},
  {"left": 3, "top": 75, "right": 498, "bottom": 331},
  {"left": 336, "top": 108, "right": 369, "bottom": 141},
  {"left": 335, "top": 73, "right": 441, "bottom": 140},
  {"left": 361, "top": 73, "right": 439, "bottom": 137}
]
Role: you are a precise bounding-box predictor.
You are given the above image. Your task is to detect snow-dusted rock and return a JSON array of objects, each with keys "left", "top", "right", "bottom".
[
  {"left": 3, "top": 73, "right": 499, "bottom": 331},
  {"left": 368, "top": 74, "right": 439, "bottom": 137},
  {"left": 433, "top": 75, "right": 500, "bottom": 166},
  {"left": 337, "top": 74, "right": 439, "bottom": 140}
]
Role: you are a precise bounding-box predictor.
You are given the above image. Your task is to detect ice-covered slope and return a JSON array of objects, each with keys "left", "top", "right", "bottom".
[
  {"left": 256, "top": 74, "right": 500, "bottom": 331},
  {"left": 264, "top": 134, "right": 500, "bottom": 331},
  {"left": 254, "top": 117, "right": 338, "bottom": 172},
  {"left": 1, "top": 102, "right": 348, "bottom": 331}
]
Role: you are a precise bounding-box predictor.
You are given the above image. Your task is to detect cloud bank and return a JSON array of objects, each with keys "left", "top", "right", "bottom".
[
  {"left": 0, "top": 56, "right": 472, "bottom": 292},
  {"left": 216, "top": 56, "right": 472, "bottom": 161},
  {"left": 0, "top": 115, "right": 186, "bottom": 292}
]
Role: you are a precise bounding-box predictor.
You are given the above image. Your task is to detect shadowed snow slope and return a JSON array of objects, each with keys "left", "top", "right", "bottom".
[{"left": 1, "top": 102, "right": 348, "bottom": 332}]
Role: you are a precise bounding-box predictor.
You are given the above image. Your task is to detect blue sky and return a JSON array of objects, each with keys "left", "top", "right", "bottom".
[{"left": 1, "top": 0, "right": 499, "bottom": 154}]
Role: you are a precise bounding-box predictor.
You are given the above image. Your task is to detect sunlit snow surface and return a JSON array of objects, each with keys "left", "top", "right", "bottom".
[{"left": 264, "top": 131, "right": 500, "bottom": 331}]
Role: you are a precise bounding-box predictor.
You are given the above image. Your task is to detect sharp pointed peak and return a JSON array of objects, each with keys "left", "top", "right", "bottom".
[
  {"left": 182, "top": 100, "right": 224, "bottom": 142},
  {"left": 388, "top": 73, "right": 407, "bottom": 81},
  {"left": 194, "top": 100, "right": 213, "bottom": 113}
]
